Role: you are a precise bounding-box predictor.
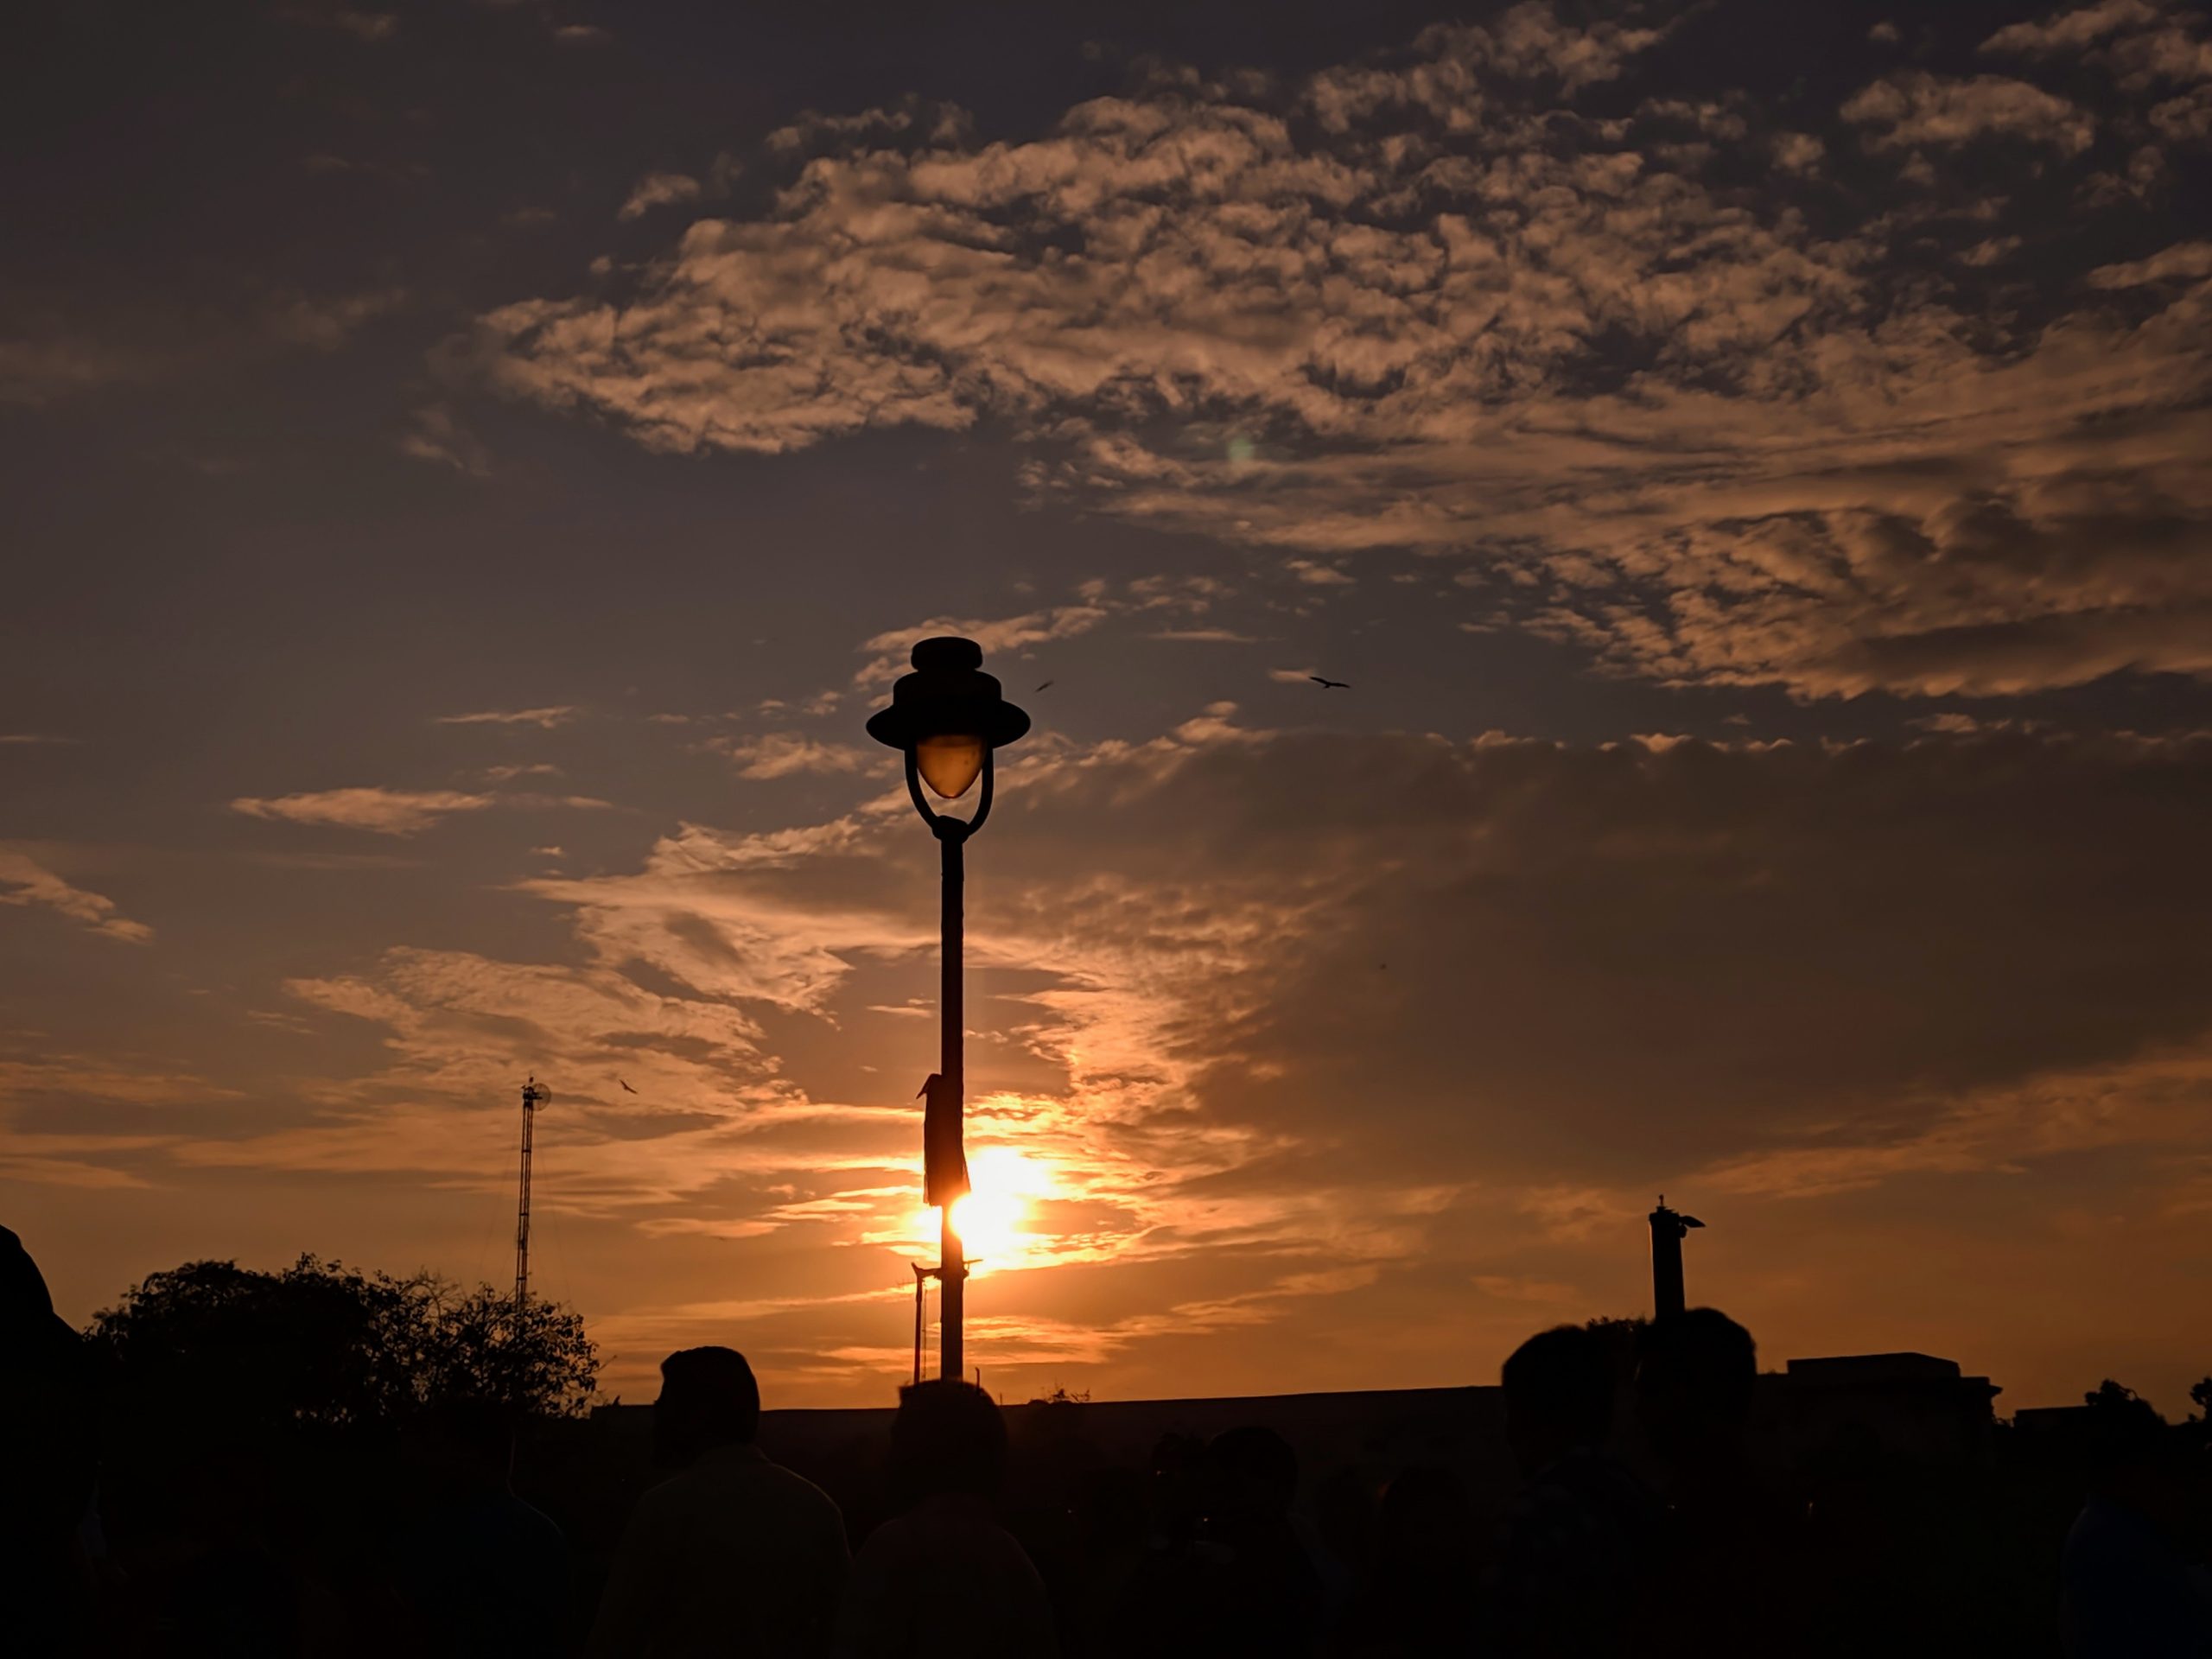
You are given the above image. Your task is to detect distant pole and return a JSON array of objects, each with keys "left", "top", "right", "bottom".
[
  {"left": 938, "top": 827, "right": 967, "bottom": 1382},
  {"left": 912, "top": 1262, "right": 930, "bottom": 1387},
  {"left": 515, "top": 1077, "right": 549, "bottom": 1306},
  {"left": 1649, "top": 1196, "right": 1704, "bottom": 1319}
]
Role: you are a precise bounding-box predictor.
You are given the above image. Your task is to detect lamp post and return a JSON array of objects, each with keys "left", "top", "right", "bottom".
[{"left": 868, "top": 637, "right": 1030, "bottom": 1382}]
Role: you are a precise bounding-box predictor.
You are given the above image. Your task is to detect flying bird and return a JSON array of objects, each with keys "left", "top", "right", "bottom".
[
  {"left": 1309, "top": 676, "right": 1351, "bottom": 690},
  {"left": 1035, "top": 679, "right": 1054, "bottom": 692},
  {"left": 618, "top": 1077, "right": 638, "bottom": 1094}
]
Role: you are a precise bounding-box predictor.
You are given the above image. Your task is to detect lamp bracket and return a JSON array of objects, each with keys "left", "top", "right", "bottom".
[{"left": 904, "top": 747, "right": 994, "bottom": 841}]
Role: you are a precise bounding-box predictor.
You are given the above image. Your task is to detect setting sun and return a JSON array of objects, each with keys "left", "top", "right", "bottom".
[{"left": 912, "top": 1146, "right": 1060, "bottom": 1271}]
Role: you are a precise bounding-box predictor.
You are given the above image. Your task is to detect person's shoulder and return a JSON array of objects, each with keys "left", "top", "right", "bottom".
[
  {"left": 749, "top": 1457, "right": 846, "bottom": 1522},
  {"left": 500, "top": 1492, "right": 566, "bottom": 1546}
]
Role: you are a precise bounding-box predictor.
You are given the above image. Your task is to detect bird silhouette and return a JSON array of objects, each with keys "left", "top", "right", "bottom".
[
  {"left": 618, "top": 1077, "right": 638, "bottom": 1094},
  {"left": 1309, "top": 676, "right": 1351, "bottom": 690},
  {"left": 1035, "top": 679, "right": 1054, "bottom": 693}
]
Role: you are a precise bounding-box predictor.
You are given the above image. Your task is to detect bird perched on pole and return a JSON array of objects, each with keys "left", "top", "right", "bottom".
[{"left": 917, "top": 1072, "right": 969, "bottom": 1207}]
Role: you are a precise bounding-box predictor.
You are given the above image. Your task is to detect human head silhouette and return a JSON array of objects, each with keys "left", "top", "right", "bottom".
[
  {"left": 1502, "top": 1325, "right": 1616, "bottom": 1476},
  {"left": 407, "top": 1395, "right": 518, "bottom": 1497},
  {"left": 1636, "top": 1307, "right": 1756, "bottom": 1467},
  {"left": 654, "top": 1345, "right": 760, "bottom": 1469},
  {"left": 1206, "top": 1424, "right": 1299, "bottom": 1537},
  {"left": 891, "top": 1379, "right": 1006, "bottom": 1503},
  {"left": 1378, "top": 1463, "right": 1469, "bottom": 1570}
]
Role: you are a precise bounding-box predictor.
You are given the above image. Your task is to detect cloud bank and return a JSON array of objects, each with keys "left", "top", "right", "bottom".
[{"left": 463, "top": 1, "right": 2212, "bottom": 702}]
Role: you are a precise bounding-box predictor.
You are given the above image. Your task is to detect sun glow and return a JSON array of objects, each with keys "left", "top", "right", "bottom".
[{"left": 911, "top": 1146, "right": 1060, "bottom": 1272}]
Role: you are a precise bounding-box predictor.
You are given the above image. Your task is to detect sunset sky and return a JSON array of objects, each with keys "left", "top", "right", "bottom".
[{"left": 5, "top": 0, "right": 2210, "bottom": 1413}]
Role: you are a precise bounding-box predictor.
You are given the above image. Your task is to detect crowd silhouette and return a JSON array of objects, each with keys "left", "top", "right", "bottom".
[{"left": 6, "top": 1221, "right": 2210, "bottom": 1656}]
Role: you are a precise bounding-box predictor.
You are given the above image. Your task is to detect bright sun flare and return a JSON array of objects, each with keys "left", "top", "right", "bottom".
[{"left": 910, "top": 1146, "right": 1058, "bottom": 1270}]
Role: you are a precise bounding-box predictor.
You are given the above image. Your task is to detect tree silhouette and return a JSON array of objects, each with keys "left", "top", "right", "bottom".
[
  {"left": 2081, "top": 1378, "right": 2163, "bottom": 1423},
  {"left": 2191, "top": 1376, "right": 2211, "bottom": 1422},
  {"left": 88, "top": 1255, "right": 596, "bottom": 1426}
]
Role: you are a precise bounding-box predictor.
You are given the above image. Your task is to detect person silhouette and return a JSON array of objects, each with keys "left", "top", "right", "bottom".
[
  {"left": 1478, "top": 1324, "right": 1660, "bottom": 1657},
  {"left": 588, "top": 1346, "right": 848, "bottom": 1658},
  {"left": 1197, "top": 1426, "right": 1323, "bottom": 1657},
  {"left": 1337, "top": 1464, "right": 1470, "bottom": 1657},
  {"left": 394, "top": 1398, "right": 569, "bottom": 1657},
  {"left": 2062, "top": 1386, "right": 2210, "bottom": 1657},
  {"left": 1633, "top": 1308, "right": 1808, "bottom": 1657},
  {"left": 0, "top": 1224, "right": 100, "bottom": 1656},
  {"left": 832, "top": 1379, "right": 1058, "bottom": 1658}
]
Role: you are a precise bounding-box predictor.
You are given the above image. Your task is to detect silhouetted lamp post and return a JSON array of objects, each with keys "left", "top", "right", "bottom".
[{"left": 868, "top": 637, "right": 1030, "bottom": 1382}]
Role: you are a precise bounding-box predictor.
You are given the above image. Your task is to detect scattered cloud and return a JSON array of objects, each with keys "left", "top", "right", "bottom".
[
  {"left": 709, "top": 733, "right": 871, "bottom": 780},
  {"left": 465, "top": 5, "right": 2212, "bottom": 702},
  {"left": 232, "top": 788, "right": 499, "bottom": 836},
  {"left": 0, "top": 335, "right": 157, "bottom": 407},
  {"left": 434, "top": 706, "right": 577, "bottom": 728},
  {"left": 0, "top": 849, "right": 153, "bottom": 943},
  {"left": 273, "top": 3, "right": 397, "bottom": 42},
  {"left": 1842, "top": 70, "right": 2095, "bottom": 153},
  {"left": 270, "top": 287, "right": 408, "bottom": 351},
  {"left": 399, "top": 404, "right": 491, "bottom": 476},
  {"left": 853, "top": 604, "right": 1113, "bottom": 688},
  {"left": 619, "top": 171, "right": 702, "bottom": 221}
]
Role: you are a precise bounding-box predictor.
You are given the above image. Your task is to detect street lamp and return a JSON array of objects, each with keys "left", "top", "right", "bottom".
[{"left": 867, "top": 636, "right": 1030, "bottom": 1382}]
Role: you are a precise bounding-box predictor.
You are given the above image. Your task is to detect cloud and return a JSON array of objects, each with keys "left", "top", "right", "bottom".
[
  {"left": 0, "top": 849, "right": 152, "bottom": 942},
  {"left": 1982, "top": 1, "right": 2164, "bottom": 57},
  {"left": 0, "top": 733, "right": 73, "bottom": 746},
  {"left": 0, "top": 335, "right": 157, "bottom": 407},
  {"left": 853, "top": 603, "right": 1114, "bottom": 688},
  {"left": 231, "top": 788, "right": 499, "bottom": 835},
  {"left": 269, "top": 288, "right": 408, "bottom": 351},
  {"left": 1840, "top": 71, "right": 2095, "bottom": 153},
  {"left": 457, "top": 7, "right": 2212, "bottom": 703},
  {"left": 514, "top": 719, "right": 2212, "bottom": 1199},
  {"left": 1983, "top": 1, "right": 2212, "bottom": 92},
  {"left": 400, "top": 404, "right": 491, "bottom": 476},
  {"left": 710, "top": 733, "right": 871, "bottom": 780},
  {"left": 273, "top": 3, "right": 397, "bottom": 41},
  {"left": 103, "top": 709, "right": 2212, "bottom": 1403},
  {"left": 618, "top": 172, "right": 702, "bottom": 220},
  {"left": 434, "top": 706, "right": 576, "bottom": 728}
]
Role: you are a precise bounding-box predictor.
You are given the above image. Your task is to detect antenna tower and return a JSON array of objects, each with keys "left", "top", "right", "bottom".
[{"left": 514, "top": 1076, "right": 550, "bottom": 1306}]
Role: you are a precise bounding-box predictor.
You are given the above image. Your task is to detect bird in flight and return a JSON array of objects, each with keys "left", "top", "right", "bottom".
[
  {"left": 1035, "top": 679, "right": 1055, "bottom": 693},
  {"left": 1309, "top": 675, "right": 1351, "bottom": 690},
  {"left": 618, "top": 1077, "right": 638, "bottom": 1094}
]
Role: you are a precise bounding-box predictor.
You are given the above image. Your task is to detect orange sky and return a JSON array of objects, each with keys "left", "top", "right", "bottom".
[{"left": 4, "top": 0, "right": 2210, "bottom": 1415}]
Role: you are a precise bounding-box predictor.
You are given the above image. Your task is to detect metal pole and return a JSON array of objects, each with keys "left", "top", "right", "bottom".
[
  {"left": 938, "top": 826, "right": 966, "bottom": 1382},
  {"left": 514, "top": 1079, "right": 540, "bottom": 1306},
  {"left": 912, "top": 1264, "right": 926, "bottom": 1387}
]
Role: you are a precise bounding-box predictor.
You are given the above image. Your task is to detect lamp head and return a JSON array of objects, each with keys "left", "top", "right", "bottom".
[{"left": 865, "top": 636, "right": 1031, "bottom": 800}]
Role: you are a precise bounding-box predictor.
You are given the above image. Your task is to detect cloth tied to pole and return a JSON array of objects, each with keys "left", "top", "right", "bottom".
[{"left": 918, "top": 1071, "right": 969, "bottom": 1205}]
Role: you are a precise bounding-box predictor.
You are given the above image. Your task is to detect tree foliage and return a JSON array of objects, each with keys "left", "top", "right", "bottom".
[{"left": 86, "top": 1255, "right": 597, "bottom": 1428}]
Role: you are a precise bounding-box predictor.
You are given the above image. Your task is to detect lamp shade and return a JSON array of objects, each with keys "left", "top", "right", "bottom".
[
  {"left": 864, "top": 638, "right": 1031, "bottom": 779},
  {"left": 915, "top": 733, "right": 987, "bottom": 798}
]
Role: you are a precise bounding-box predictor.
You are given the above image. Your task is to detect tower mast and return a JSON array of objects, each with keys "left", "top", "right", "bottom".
[{"left": 515, "top": 1076, "right": 549, "bottom": 1306}]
